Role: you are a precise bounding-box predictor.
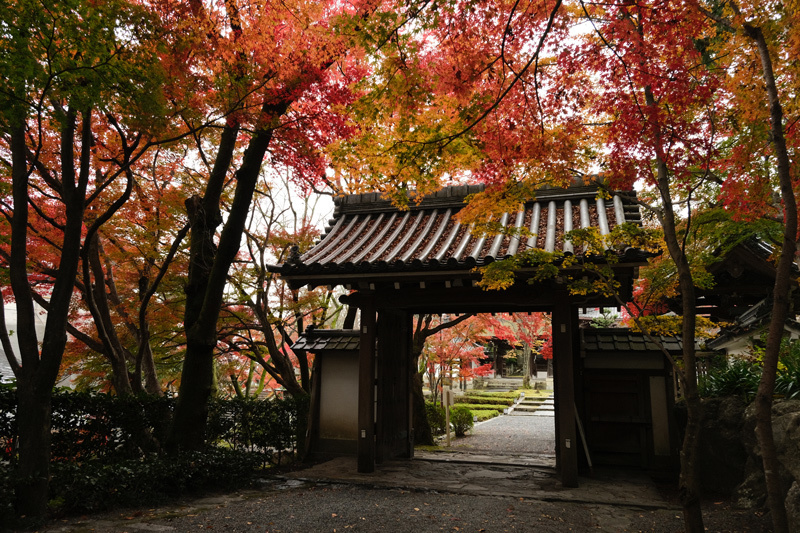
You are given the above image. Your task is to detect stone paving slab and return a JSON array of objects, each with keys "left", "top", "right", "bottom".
[
  {"left": 283, "top": 404, "right": 668, "bottom": 511},
  {"left": 416, "top": 449, "right": 556, "bottom": 468},
  {"left": 284, "top": 456, "right": 671, "bottom": 509}
]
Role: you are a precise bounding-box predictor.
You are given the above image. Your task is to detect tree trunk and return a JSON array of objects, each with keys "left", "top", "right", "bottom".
[
  {"left": 170, "top": 340, "right": 216, "bottom": 447},
  {"left": 647, "top": 85, "right": 704, "bottom": 531},
  {"left": 745, "top": 23, "right": 793, "bottom": 533},
  {"left": 9, "top": 109, "right": 93, "bottom": 523},
  {"left": 412, "top": 370, "right": 434, "bottom": 445},
  {"left": 140, "top": 338, "right": 163, "bottom": 396},
  {"left": 108, "top": 353, "right": 135, "bottom": 396},
  {"left": 522, "top": 344, "right": 531, "bottom": 388},
  {"left": 13, "top": 382, "right": 52, "bottom": 523},
  {"left": 169, "top": 103, "right": 289, "bottom": 452}
]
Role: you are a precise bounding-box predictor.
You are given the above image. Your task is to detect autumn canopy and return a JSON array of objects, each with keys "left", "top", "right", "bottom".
[{"left": 1, "top": 0, "right": 798, "bottom": 530}]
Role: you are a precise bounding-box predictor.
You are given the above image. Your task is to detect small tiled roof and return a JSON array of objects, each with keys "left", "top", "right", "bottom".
[
  {"left": 291, "top": 329, "right": 360, "bottom": 352},
  {"left": 581, "top": 328, "right": 685, "bottom": 354},
  {"left": 276, "top": 183, "right": 645, "bottom": 287}
]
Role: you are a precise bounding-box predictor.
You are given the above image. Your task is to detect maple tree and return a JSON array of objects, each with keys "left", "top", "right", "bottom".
[
  {"left": 0, "top": 0, "right": 178, "bottom": 520},
  {"left": 60, "top": 147, "right": 194, "bottom": 396},
  {"left": 551, "top": 3, "right": 722, "bottom": 528},
  {"left": 367, "top": 1, "right": 783, "bottom": 528},
  {"left": 154, "top": 0, "right": 377, "bottom": 451},
  {"left": 419, "top": 315, "right": 490, "bottom": 404},
  {"left": 330, "top": 0, "right": 585, "bottom": 206},
  {"left": 218, "top": 183, "right": 343, "bottom": 399},
  {"left": 409, "top": 313, "right": 474, "bottom": 444},
  {"left": 696, "top": 3, "right": 799, "bottom": 530},
  {"left": 332, "top": 0, "right": 792, "bottom": 528},
  {"left": 477, "top": 313, "right": 551, "bottom": 387}
]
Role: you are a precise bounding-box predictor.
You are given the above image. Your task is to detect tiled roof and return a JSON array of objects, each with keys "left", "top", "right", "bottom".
[
  {"left": 291, "top": 329, "right": 360, "bottom": 352},
  {"left": 706, "top": 297, "right": 800, "bottom": 350},
  {"left": 581, "top": 328, "right": 685, "bottom": 354},
  {"left": 276, "top": 183, "right": 645, "bottom": 286}
]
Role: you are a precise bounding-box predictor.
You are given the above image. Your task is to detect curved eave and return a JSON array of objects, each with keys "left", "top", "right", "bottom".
[{"left": 277, "top": 248, "right": 654, "bottom": 289}]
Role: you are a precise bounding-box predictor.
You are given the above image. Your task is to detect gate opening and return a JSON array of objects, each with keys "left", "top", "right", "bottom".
[{"left": 415, "top": 312, "right": 556, "bottom": 468}]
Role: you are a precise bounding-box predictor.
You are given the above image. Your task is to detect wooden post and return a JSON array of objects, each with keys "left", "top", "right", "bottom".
[
  {"left": 376, "top": 308, "right": 413, "bottom": 462},
  {"left": 357, "top": 294, "right": 377, "bottom": 473},
  {"left": 553, "top": 287, "right": 578, "bottom": 487}
]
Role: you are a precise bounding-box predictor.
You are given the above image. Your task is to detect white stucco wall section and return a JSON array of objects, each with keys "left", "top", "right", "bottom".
[{"left": 318, "top": 351, "right": 359, "bottom": 440}]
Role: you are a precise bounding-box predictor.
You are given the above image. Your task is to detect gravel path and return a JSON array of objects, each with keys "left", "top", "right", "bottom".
[
  {"left": 38, "top": 480, "right": 771, "bottom": 533},
  {"left": 450, "top": 411, "right": 555, "bottom": 457}
]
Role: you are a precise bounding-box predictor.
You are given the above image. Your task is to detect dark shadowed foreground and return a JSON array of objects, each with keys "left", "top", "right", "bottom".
[
  {"left": 36, "top": 476, "right": 769, "bottom": 533},
  {"left": 34, "top": 409, "right": 772, "bottom": 532}
]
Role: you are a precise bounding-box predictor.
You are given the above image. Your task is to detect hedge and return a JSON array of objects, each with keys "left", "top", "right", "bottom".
[
  {"left": 457, "top": 396, "right": 515, "bottom": 406},
  {"left": 469, "top": 409, "right": 500, "bottom": 421},
  {"left": 0, "top": 386, "right": 308, "bottom": 464},
  {"left": 0, "top": 386, "right": 309, "bottom": 522},
  {"left": 465, "top": 391, "right": 521, "bottom": 399},
  {"left": 454, "top": 402, "right": 507, "bottom": 411}
]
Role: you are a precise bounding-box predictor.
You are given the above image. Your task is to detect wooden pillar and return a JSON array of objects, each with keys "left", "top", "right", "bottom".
[
  {"left": 553, "top": 287, "right": 578, "bottom": 487},
  {"left": 303, "top": 354, "right": 321, "bottom": 460},
  {"left": 375, "top": 309, "right": 412, "bottom": 463},
  {"left": 357, "top": 295, "right": 377, "bottom": 473}
]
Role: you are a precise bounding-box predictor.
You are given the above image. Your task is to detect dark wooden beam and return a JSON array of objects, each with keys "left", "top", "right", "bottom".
[
  {"left": 340, "top": 282, "right": 623, "bottom": 315},
  {"left": 357, "top": 294, "right": 377, "bottom": 473}
]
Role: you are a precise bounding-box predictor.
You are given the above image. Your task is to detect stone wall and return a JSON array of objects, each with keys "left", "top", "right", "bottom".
[
  {"left": 736, "top": 399, "right": 800, "bottom": 531},
  {"left": 679, "top": 397, "right": 800, "bottom": 530}
]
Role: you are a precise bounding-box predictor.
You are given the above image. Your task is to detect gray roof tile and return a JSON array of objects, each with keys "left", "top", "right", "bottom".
[
  {"left": 278, "top": 183, "right": 647, "bottom": 282},
  {"left": 292, "top": 330, "right": 360, "bottom": 353},
  {"left": 582, "top": 328, "right": 688, "bottom": 355}
]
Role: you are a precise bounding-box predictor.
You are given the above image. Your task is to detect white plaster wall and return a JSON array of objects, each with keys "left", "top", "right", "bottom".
[{"left": 319, "top": 352, "right": 359, "bottom": 440}]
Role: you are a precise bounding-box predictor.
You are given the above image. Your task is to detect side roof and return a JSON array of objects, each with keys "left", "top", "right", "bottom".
[
  {"left": 581, "top": 328, "right": 688, "bottom": 355},
  {"left": 291, "top": 329, "right": 360, "bottom": 352}
]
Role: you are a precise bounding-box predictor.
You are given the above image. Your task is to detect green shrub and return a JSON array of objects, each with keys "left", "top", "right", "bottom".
[
  {"left": 454, "top": 402, "right": 507, "bottom": 411},
  {"left": 465, "top": 391, "right": 521, "bottom": 399},
  {"left": 425, "top": 402, "right": 446, "bottom": 435},
  {"left": 699, "top": 358, "right": 760, "bottom": 401},
  {"left": 469, "top": 409, "right": 500, "bottom": 421},
  {"left": 777, "top": 347, "right": 800, "bottom": 399},
  {"left": 457, "top": 396, "right": 514, "bottom": 406},
  {"left": 0, "top": 461, "right": 13, "bottom": 527},
  {"left": 450, "top": 405, "right": 474, "bottom": 437},
  {"left": 0, "top": 389, "right": 308, "bottom": 466},
  {"left": 0, "top": 389, "right": 309, "bottom": 521},
  {"left": 206, "top": 395, "right": 308, "bottom": 462}
]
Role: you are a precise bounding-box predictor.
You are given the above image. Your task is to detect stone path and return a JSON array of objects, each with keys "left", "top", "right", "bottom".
[{"left": 441, "top": 397, "right": 556, "bottom": 464}]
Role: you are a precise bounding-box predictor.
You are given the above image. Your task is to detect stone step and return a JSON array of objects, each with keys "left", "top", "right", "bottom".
[
  {"left": 510, "top": 410, "right": 555, "bottom": 417},
  {"left": 513, "top": 405, "right": 554, "bottom": 412}
]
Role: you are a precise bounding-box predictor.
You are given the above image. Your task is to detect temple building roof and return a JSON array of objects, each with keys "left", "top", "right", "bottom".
[{"left": 275, "top": 182, "right": 646, "bottom": 289}]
